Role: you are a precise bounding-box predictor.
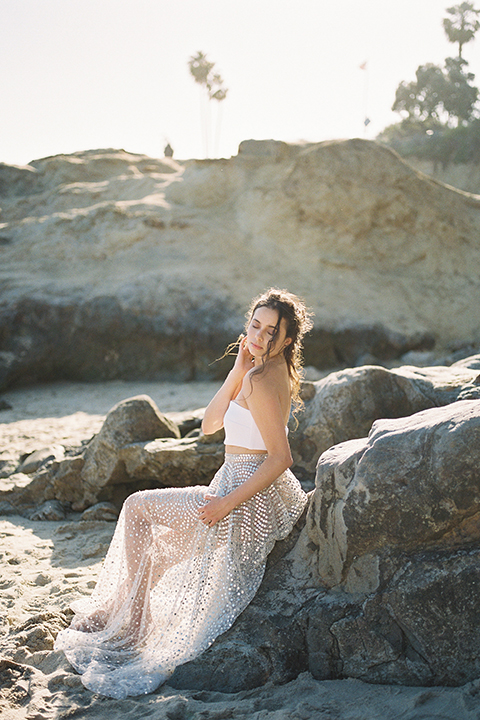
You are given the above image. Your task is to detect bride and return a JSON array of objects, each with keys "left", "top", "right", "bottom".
[{"left": 54, "top": 288, "right": 313, "bottom": 698}]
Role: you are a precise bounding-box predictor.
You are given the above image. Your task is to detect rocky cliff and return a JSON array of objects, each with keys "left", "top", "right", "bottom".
[{"left": 1, "top": 140, "right": 480, "bottom": 389}]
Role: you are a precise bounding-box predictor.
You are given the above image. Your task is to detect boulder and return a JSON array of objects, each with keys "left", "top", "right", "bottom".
[
  {"left": 305, "top": 399, "right": 480, "bottom": 589},
  {"left": 290, "top": 360, "right": 480, "bottom": 484},
  {"left": 41, "top": 402, "right": 221, "bottom": 512},
  {"left": 63, "top": 395, "right": 180, "bottom": 510},
  {"left": 0, "top": 395, "right": 186, "bottom": 513},
  {"left": 120, "top": 430, "right": 225, "bottom": 490},
  {"left": 328, "top": 548, "right": 480, "bottom": 686}
]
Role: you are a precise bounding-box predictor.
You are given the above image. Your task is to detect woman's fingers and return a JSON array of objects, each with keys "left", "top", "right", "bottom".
[
  {"left": 198, "top": 496, "right": 215, "bottom": 525},
  {"left": 198, "top": 494, "right": 227, "bottom": 527}
]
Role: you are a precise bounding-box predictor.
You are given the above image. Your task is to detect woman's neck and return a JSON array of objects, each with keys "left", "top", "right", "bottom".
[{"left": 254, "top": 352, "right": 286, "bottom": 369}]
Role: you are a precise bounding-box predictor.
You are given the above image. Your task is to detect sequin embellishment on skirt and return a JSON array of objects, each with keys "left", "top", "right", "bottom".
[{"left": 54, "top": 454, "right": 308, "bottom": 698}]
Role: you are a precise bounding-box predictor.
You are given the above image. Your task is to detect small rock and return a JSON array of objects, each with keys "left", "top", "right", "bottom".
[
  {"left": 0, "top": 399, "right": 13, "bottom": 411},
  {"left": 18, "top": 445, "right": 65, "bottom": 475},
  {"left": 70, "top": 395, "right": 181, "bottom": 509},
  {"left": 299, "top": 381, "right": 316, "bottom": 402},
  {"left": 166, "top": 408, "right": 205, "bottom": 437},
  {"left": 34, "top": 573, "right": 51, "bottom": 587},
  {"left": 80, "top": 502, "right": 119, "bottom": 522},
  {"left": 82, "top": 542, "right": 110, "bottom": 559},
  {"left": 29, "top": 500, "right": 66, "bottom": 522},
  {"left": 0, "top": 457, "right": 20, "bottom": 479}
]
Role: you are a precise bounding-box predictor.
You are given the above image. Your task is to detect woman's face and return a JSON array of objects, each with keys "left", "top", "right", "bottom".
[{"left": 246, "top": 306, "right": 291, "bottom": 360}]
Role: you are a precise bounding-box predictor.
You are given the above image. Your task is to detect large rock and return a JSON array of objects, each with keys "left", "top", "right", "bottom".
[
  {"left": 1, "top": 140, "right": 480, "bottom": 389},
  {"left": 291, "top": 358, "right": 480, "bottom": 483},
  {"left": 305, "top": 399, "right": 480, "bottom": 589},
  {"left": 120, "top": 430, "right": 225, "bottom": 490},
  {"left": 0, "top": 396, "right": 225, "bottom": 513},
  {"left": 55, "top": 395, "right": 180, "bottom": 510},
  {"left": 0, "top": 395, "right": 183, "bottom": 513},
  {"left": 328, "top": 548, "right": 480, "bottom": 686},
  {"left": 48, "top": 430, "right": 225, "bottom": 511}
]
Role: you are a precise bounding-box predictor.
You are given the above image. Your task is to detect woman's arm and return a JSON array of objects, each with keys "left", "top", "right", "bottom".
[
  {"left": 199, "top": 373, "right": 293, "bottom": 525},
  {"left": 201, "top": 337, "right": 254, "bottom": 435}
]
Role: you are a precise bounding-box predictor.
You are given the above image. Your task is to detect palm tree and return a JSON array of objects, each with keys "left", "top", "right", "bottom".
[
  {"left": 188, "top": 52, "right": 228, "bottom": 157},
  {"left": 443, "top": 2, "right": 480, "bottom": 58}
]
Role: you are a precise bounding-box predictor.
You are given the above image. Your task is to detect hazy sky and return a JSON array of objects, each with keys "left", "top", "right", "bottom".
[{"left": 1, "top": 0, "right": 479, "bottom": 164}]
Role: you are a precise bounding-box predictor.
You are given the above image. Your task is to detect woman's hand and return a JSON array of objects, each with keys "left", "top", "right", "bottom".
[
  {"left": 198, "top": 494, "right": 233, "bottom": 527},
  {"left": 201, "top": 336, "right": 253, "bottom": 436},
  {"left": 232, "top": 335, "right": 254, "bottom": 378}
]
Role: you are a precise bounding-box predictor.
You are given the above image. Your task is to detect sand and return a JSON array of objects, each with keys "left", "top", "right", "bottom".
[{"left": 1, "top": 380, "right": 479, "bottom": 719}]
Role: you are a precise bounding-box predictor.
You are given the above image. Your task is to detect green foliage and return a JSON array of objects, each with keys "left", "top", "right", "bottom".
[
  {"left": 444, "top": 57, "right": 479, "bottom": 120},
  {"left": 392, "top": 57, "right": 478, "bottom": 127},
  {"left": 378, "top": 118, "right": 480, "bottom": 165},
  {"left": 443, "top": 2, "right": 480, "bottom": 57}
]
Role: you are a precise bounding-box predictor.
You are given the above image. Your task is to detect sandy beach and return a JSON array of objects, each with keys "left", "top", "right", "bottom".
[{"left": 1, "top": 380, "right": 479, "bottom": 719}]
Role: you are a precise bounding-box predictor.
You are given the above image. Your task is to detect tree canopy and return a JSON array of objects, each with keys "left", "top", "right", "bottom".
[
  {"left": 188, "top": 52, "right": 228, "bottom": 103},
  {"left": 443, "top": 2, "right": 480, "bottom": 57},
  {"left": 392, "top": 56, "right": 478, "bottom": 127}
]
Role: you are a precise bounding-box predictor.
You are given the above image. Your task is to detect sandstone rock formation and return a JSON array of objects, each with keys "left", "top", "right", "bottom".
[{"left": 2, "top": 139, "right": 480, "bottom": 389}]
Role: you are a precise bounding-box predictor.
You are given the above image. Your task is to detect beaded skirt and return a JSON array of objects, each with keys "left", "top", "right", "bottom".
[{"left": 54, "top": 454, "right": 308, "bottom": 699}]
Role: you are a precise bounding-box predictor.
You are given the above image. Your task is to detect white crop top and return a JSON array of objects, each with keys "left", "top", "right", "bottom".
[{"left": 223, "top": 401, "right": 288, "bottom": 451}]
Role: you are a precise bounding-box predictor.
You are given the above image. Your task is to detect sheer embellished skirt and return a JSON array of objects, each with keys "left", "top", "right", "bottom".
[{"left": 54, "top": 454, "right": 308, "bottom": 699}]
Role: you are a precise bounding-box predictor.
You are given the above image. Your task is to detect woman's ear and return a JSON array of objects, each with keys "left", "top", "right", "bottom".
[{"left": 284, "top": 337, "right": 292, "bottom": 348}]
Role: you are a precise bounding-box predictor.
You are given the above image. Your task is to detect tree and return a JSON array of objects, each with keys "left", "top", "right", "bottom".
[
  {"left": 392, "top": 64, "right": 447, "bottom": 126},
  {"left": 443, "top": 56, "right": 479, "bottom": 122},
  {"left": 443, "top": 2, "right": 480, "bottom": 58},
  {"left": 188, "top": 51, "right": 228, "bottom": 157},
  {"left": 391, "top": 58, "right": 478, "bottom": 127}
]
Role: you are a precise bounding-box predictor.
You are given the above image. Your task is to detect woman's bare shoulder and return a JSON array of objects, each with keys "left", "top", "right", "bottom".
[{"left": 250, "top": 361, "right": 290, "bottom": 397}]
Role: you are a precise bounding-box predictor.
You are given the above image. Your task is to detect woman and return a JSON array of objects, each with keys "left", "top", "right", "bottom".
[{"left": 55, "top": 288, "right": 312, "bottom": 699}]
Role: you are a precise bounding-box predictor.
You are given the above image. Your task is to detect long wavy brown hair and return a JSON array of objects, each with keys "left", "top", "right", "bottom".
[{"left": 244, "top": 288, "right": 314, "bottom": 417}]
